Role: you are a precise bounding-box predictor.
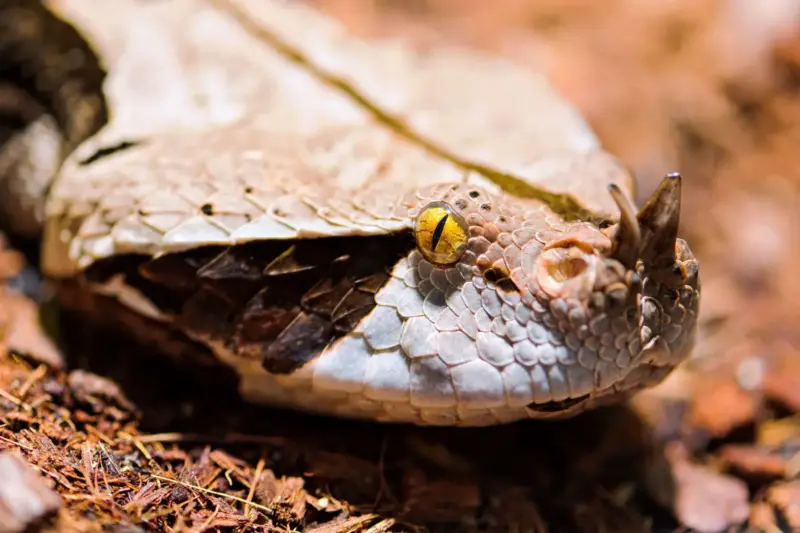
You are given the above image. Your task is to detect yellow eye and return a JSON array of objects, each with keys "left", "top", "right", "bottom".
[{"left": 414, "top": 201, "right": 469, "bottom": 266}]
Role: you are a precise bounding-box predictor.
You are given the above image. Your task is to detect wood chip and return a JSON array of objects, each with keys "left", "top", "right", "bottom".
[
  {"left": 0, "top": 451, "right": 62, "bottom": 533},
  {"left": 667, "top": 443, "right": 750, "bottom": 533}
]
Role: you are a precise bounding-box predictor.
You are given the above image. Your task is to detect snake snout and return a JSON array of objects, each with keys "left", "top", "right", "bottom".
[
  {"left": 508, "top": 173, "right": 701, "bottom": 409},
  {"left": 604, "top": 172, "right": 701, "bottom": 371}
]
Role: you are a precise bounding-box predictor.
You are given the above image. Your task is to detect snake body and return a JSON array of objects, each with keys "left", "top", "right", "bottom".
[{"left": 0, "top": 0, "right": 699, "bottom": 426}]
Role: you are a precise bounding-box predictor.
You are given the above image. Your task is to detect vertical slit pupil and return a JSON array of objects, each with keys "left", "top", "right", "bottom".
[{"left": 431, "top": 214, "right": 449, "bottom": 251}]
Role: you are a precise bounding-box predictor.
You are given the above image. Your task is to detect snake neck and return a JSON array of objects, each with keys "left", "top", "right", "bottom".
[{"left": 0, "top": 0, "right": 108, "bottom": 238}]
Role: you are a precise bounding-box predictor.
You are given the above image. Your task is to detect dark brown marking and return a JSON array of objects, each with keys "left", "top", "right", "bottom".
[
  {"left": 527, "top": 395, "right": 590, "bottom": 413},
  {"left": 180, "top": 287, "right": 244, "bottom": 339},
  {"left": 481, "top": 265, "right": 520, "bottom": 294},
  {"left": 200, "top": 203, "right": 214, "bottom": 216},
  {"left": 81, "top": 233, "right": 413, "bottom": 374},
  {"left": 302, "top": 278, "right": 356, "bottom": 317},
  {"left": 332, "top": 284, "right": 384, "bottom": 333},
  {"left": 469, "top": 190, "right": 480, "bottom": 199},
  {"left": 233, "top": 287, "right": 302, "bottom": 346},
  {"left": 80, "top": 140, "right": 140, "bottom": 166},
  {"left": 354, "top": 273, "right": 388, "bottom": 294},
  {"left": 483, "top": 267, "right": 504, "bottom": 284},
  {"left": 496, "top": 277, "right": 519, "bottom": 294},
  {"left": 0, "top": 0, "right": 109, "bottom": 152},
  {"left": 431, "top": 214, "right": 449, "bottom": 251},
  {"left": 263, "top": 245, "right": 344, "bottom": 276},
  {"left": 197, "top": 244, "right": 284, "bottom": 281},
  {"left": 260, "top": 312, "right": 333, "bottom": 374}
]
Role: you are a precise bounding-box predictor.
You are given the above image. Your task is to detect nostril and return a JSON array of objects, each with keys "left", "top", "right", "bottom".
[
  {"left": 536, "top": 247, "right": 597, "bottom": 298},
  {"left": 547, "top": 256, "right": 588, "bottom": 282}
]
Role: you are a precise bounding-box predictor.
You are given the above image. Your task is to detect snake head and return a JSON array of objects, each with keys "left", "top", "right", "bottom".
[{"left": 397, "top": 176, "right": 699, "bottom": 421}]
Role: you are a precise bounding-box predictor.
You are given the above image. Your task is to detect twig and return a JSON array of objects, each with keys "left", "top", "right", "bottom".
[
  {"left": 0, "top": 387, "right": 32, "bottom": 411},
  {"left": 150, "top": 474, "right": 274, "bottom": 515},
  {"left": 244, "top": 457, "right": 266, "bottom": 518}
]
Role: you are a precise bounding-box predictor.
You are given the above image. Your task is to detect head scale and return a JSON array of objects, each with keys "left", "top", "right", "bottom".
[{"left": 402, "top": 176, "right": 699, "bottom": 418}]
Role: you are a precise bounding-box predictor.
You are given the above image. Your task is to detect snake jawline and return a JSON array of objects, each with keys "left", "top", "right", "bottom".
[{"left": 70, "top": 233, "right": 413, "bottom": 375}]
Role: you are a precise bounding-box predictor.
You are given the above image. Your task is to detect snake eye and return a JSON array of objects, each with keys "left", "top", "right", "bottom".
[{"left": 414, "top": 201, "right": 470, "bottom": 266}]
